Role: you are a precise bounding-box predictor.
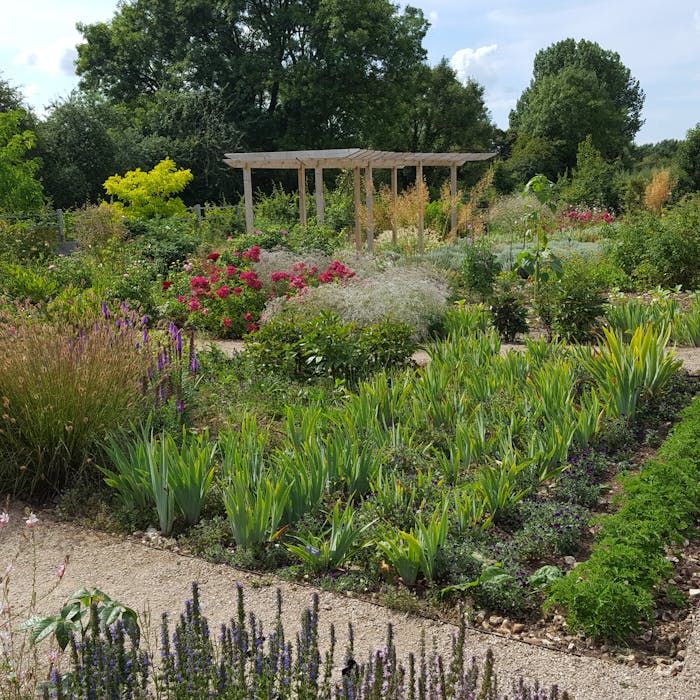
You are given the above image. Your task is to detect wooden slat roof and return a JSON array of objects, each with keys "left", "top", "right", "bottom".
[{"left": 223, "top": 148, "right": 497, "bottom": 170}]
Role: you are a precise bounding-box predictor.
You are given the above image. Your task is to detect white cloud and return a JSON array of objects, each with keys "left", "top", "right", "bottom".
[
  {"left": 13, "top": 36, "right": 79, "bottom": 78},
  {"left": 449, "top": 44, "right": 499, "bottom": 86}
]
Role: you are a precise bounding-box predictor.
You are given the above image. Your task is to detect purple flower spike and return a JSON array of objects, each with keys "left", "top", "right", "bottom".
[
  {"left": 120, "top": 301, "right": 129, "bottom": 312},
  {"left": 188, "top": 334, "right": 198, "bottom": 374},
  {"left": 168, "top": 321, "right": 178, "bottom": 339},
  {"left": 101, "top": 301, "right": 110, "bottom": 318},
  {"left": 142, "top": 328, "right": 149, "bottom": 345},
  {"left": 141, "top": 315, "right": 149, "bottom": 326}
]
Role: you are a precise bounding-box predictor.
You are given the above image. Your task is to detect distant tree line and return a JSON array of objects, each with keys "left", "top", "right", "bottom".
[{"left": 0, "top": 1, "right": 698, "bottom": 214}]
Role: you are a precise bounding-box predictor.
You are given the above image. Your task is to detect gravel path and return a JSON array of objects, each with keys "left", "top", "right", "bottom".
[{"left": 0, "top": 505, "right": 698, "bottom": 700}]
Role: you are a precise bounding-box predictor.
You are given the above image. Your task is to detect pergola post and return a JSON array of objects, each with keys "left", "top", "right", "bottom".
[
  {"left": 416, "top": 161, "right": 424, "bottom": 254},
  {"left": 391, "top": 166, "right": 398, "bottom": 245},
  {"left": 353, "top": 167, "right": 362, "bottom": 252},
  {"left": 243, "top": 166, "right": 254, "bottom": 234},
  {"left": 450, "top": 163, "right": 458, "bottom": 237},
  {"left": 365, "top": 165, "right": 374, "bottom": 254},
  {"left": 314, "top": 167, "right": 325, "bottom": 223},
  {"left": 298, "top": 165, "right": 307, "bottom": 226}
]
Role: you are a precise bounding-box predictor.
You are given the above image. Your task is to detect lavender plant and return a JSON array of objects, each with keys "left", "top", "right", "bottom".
[{"left": 38, "top": 583, "right": 571, "bottom": 700}]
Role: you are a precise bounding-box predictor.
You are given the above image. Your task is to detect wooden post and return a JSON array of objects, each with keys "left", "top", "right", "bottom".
[
  {"left": 243, "top": 166, "right": 254, "bottom": 234},
  {"left": 314, "top": 167, "right": 325, "bottom": 223},
  {"left": 416, "top": 161, "right": 424, "bottom": 253},
  {"left": 391, "top": 167, "right": 398, "bottom": 245},
  {"left": 194, "top": 203, "right": 203, "bottom": 230},
  {"left": 450, "top": 164, "right": 458, "bottom": 237},
  {"left": 298, "top": 165, "right": 307, "bottom": 226},
  {"left": 365, "top": 165, "right": 374, "bottom": 254},
  {"left": 353, "top": 166, "right": 362, "bottom": 252},
  {"left": 56, "top": 208, "right": 64, "bottom": 243}
]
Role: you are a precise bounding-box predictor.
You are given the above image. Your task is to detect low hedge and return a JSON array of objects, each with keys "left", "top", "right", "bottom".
[{"left": 545, "top": 393, "right": 700, "bottom": 642}]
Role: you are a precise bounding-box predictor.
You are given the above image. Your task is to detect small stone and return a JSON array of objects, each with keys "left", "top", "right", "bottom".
[
  {"left": 563, "top": 556, "right": 576, "bottom": 568},
  {"left": 512, "top": 623, "right": 525, "bottom": 634},
  {"left": 481, "top": 621, "right": 490, "bottom": 631},
  {"left": 567, "top": 642, "right": 575, "bottom": 651},
  {"left": 688, "top": 588, "right": 700, "bottom": 598},
  {"left": 475, "top": 611, "right": 486, "bottom": 623},
  {"left": 676, "top": 650, "right": 686, "bottom": 660},
  {"left": 132, "top": 530, "right": 144, "bottom": 538},
  {"left": 489, "top": 615, "right": 504, "bottom": 627}
]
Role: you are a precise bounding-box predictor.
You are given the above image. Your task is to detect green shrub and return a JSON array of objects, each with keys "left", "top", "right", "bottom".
[
  {"left": 455, "top": 240, "right": 501, "bottom": 299},
  {"left": 244, "top": 311, "right": 416, "bottom": 382},
  {"left": 536, "top": 262, "right": 605, "bottom": 341},
  {"left": 0, "top": 261, "right": 59, "bottom": 303},
  {"left": 68, "top": 203, "right": 127, "bottom": 250},
  {"left": 0, "top": 218, "right": 57, "bottom": 262},
  {"left": 489, "top": 273, "right": 529, "bottom": 342}
]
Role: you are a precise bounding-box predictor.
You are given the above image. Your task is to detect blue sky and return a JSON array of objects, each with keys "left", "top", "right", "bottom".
[{"left": 2, "top": 0, "right": 699, "bottom": 145}]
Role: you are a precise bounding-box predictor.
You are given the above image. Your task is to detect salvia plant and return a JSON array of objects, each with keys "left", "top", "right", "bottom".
[{"left": 38, "top": 583, "right": 571, "bottom": 699}]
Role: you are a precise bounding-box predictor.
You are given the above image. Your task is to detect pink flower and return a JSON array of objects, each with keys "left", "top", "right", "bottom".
[
  {"left": 202, "top": 308, "right": 209, "bottom": 315},
  {"left": 215, "top": 285, "right": 230, "bottom": 299},
  {"left": 8, "top": 327, "right": 16, "bottom": 335},
  {"left": 225, "top": 265, "right": 237, "bottom": 278},
  {"left": 209, "top": 272, "right": 220, "bottom": 283},
  {"left": 233, "top": 287, "right": 242, "bottom": 296},
  {"left": 25, "top": 513, "right": 38, "bottom": 528},
  {"left": 0, "top": 512, "right": 8, "bottom": 528},
  {"left": 183, "top": 263, "right": 193, "bottom": 272},
  {"left": 221, "top": 317, "right": 232, "bottom": 327},
  {"left": 177, "top": 295, "right": 186, "bottom": 303},
  {"left": 246, "top": 322, "right": 259, "bottom": 333},
  {"left": 56, "top": 562, "right": 66, "bottom": 579},
  {"left": 188, "top": 298, "right": 202, "bottom": 311},
  {"left": 47, "top": 264, "right": 56, "bottom": 271},
  {"left": 270, "top": 271, "right": 289, "bottom": 282},
  {"left": 244, "top": 312, "right": 253, "bottom": 322}
]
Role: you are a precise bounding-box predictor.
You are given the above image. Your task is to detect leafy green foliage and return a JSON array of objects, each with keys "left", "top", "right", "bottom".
[
  {"left": 536, "top": 261, "right": 606, "bottom": 341},
  {"left": 245, "top": 311, "right": 416, "bottom": 382},
  {"left": 455, "top": 241, "right": 501, "bottom": 299},
  {"left": 509, "top": 38, "right": 644, "bottom": 179},
  {"left": 0, "top": 110, "right": 44, "bottom": 213},
  {"left": 547, "top": 393, "right": 700, "bottom": 642},
  {"left": 104, "top": 157, "right": 193, "bottom": 218}
]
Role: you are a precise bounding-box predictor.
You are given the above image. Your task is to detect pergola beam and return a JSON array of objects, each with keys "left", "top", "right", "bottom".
[{"left": 224, "top": 148, "right": 497, "bottom": 244}]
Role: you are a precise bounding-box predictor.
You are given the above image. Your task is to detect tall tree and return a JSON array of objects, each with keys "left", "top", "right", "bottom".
[
  {"left": 76, "top": 0, "right": 429, "bottom": 150},
  {"left": 677, "top": 123, "right": 700, "bottom": 192},
  {"left": 509, "top": 38, "right": 644, "bottom": 179},
  {"left": 0, "top": 111, "right": 44, "bottom": 213}
]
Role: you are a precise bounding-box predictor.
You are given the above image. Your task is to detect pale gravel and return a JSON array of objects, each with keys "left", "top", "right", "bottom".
[{"left": 0, "top": 504, "right": 699, "bottom": 700}]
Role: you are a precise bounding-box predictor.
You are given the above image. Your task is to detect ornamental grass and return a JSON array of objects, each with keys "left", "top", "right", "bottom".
[{"left": 0, "top": 304, "right": 153, "bottom": 497}]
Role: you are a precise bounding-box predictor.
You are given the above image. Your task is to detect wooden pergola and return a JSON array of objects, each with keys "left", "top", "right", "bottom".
[{"left": 223, "top": 148, "right": 497, "bottom": 252}]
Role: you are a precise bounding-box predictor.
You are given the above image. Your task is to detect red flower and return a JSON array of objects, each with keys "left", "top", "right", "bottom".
[
  {"left": 188, "top": 298, "right": 202, "bottom": 311},
  {"left": 233, "top": 286, "right": 242, "bottom": 296},
  {"left": 246, "top": 323, "right": 259, "bottom": 333},
  {"left": 209, "top": 272, "right": 221, "bottom": 283},
  {"left": 206, "top": 252, "right": 220, "bottom": 261},
  {"left": 222, "top": 317, "right": 232, "bottom": 327},
  {"left": 271, "top": 271, "right": 289, "bottom": 282},
  {"left": 177, "top": 294, "right": 186, "bottom": 303},
  {"left": 190, "top": 276, "right": 209, "bottom": 290},
  {"left": 225, "top": 265, "right": 237, "bottom": 278},
  {"left": 241, "top": 245, "right": 261, "bottom": 262},
  {"left": 162, "top": 280, "right": 173, "bottom": 291},
  {"left": 215, "top": 285, "right": 230, "bottom": 299},
  {"left": 244, "top": 312, "right": 253, "bottom": 322}
]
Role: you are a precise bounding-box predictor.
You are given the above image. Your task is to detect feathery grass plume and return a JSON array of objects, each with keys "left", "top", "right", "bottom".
[
  {"left": 0, "top": 303, "right": 153, "bottom": 497},
  {"left": 644, "top": 169, "right": 673, "bottom": 213},
  {"left": 264, "top": 264, "right": 448, "bottom": 342}
]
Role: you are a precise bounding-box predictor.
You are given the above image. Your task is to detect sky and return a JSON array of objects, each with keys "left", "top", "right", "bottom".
[{"left": 1, "top": 0, "right": 699, "bottom": 145}]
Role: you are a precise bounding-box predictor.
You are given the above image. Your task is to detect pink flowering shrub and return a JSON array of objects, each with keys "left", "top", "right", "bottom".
[
  {"left": 159, "top": 247, "right": 356, "bottom": 339},
  {"left": 558, "top": 207, "right": 614, "bottom": 238}
]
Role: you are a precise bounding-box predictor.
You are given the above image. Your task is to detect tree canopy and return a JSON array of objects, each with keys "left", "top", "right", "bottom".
[{"left": 509, "top": 38, "right": 644, "bottom": 180}]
